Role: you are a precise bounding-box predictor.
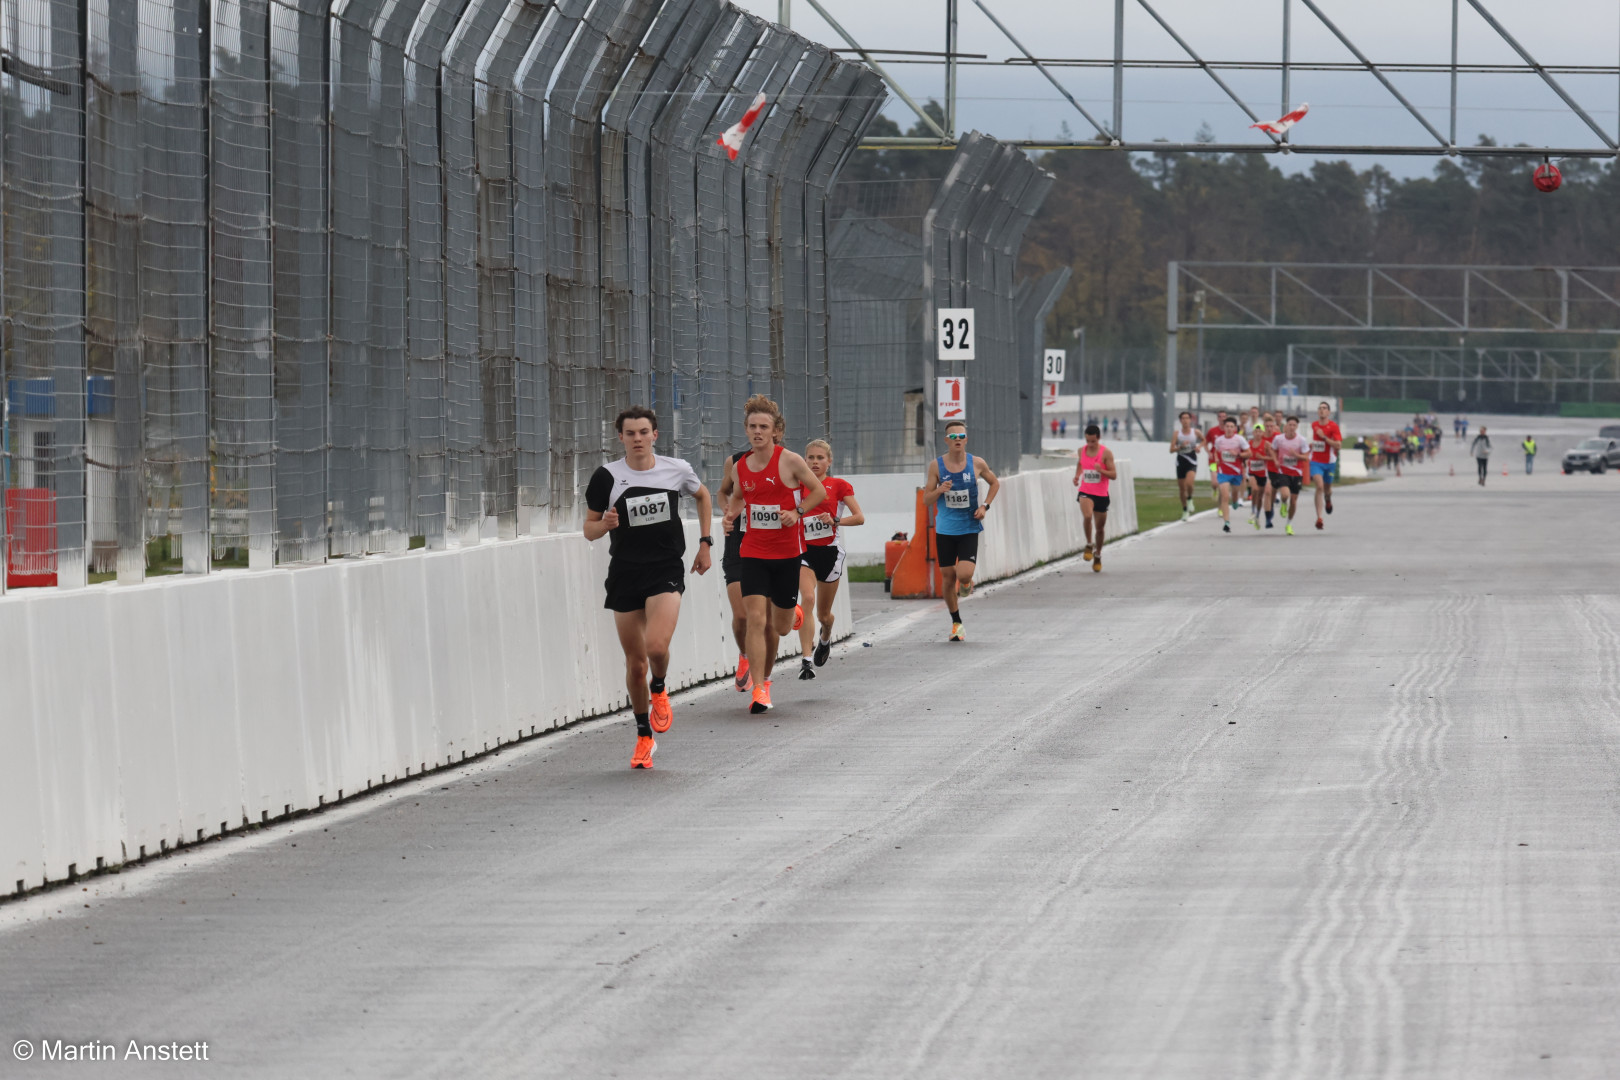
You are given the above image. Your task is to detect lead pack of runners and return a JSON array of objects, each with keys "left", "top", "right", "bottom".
[
  {"left": 587, "top": 396, "right": 1350, "bottom": 768},
  {"left": 1172, "top": 401, "right": 1345, "bottom": 535}
]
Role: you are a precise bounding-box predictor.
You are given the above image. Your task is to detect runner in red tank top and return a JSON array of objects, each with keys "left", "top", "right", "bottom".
[{"left": 723, "top": 395, "right": 825, "bottom": 714}]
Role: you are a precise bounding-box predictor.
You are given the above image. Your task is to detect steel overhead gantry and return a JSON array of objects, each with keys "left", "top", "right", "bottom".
[
  {"left": 1160, "top": 261, "right": 1620, "bottom": 436},
  {"left": 797, "top": 0, "right": 1620, "bottom": 159},
  {"left": 1283, "top": 344, "right": 1620, "bottom": 409}
]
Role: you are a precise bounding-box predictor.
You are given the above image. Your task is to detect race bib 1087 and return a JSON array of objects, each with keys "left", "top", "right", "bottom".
[
  {"left": 747, "top": 503, "right": 784, "bottom": 530},
  {"left": 625, "top": 492, "right": 670, "bottom": 526}
]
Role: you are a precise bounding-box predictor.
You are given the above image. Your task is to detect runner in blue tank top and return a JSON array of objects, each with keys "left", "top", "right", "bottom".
[{"left": 923, "top": 420, "right": 1001, "bottom": 642}]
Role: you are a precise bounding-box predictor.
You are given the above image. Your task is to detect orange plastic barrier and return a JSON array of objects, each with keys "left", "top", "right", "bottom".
[{"left": 888, "top": 489, "right": 944, "bottom": 599}]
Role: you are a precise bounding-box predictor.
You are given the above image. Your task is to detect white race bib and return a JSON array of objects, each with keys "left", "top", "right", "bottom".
[
  {"left": 1221, "top": 451, "right": 1238, "bottom": 465},
  {"left": 624, "top": 492, "right": 670, "bottom": 526},
  {"left": 803, "top": 515, "right": 835, "bottom": 542},
  {"left": 1081, "top": 469, "right": 1101, "bottom": 485},
  {"left": 1311, "top": 439, "right": 1326, "bottom": 452},
  {"left": 747, "top": 503, "right": 783, "bottom": 530},
  {"left": 943, "top": 488, "right": 971, "bottom": 510}
]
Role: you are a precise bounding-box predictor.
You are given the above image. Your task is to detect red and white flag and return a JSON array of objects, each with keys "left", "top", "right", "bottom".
[
  {"left": 717, "top": 92, "right": 768, "bottom": 160},
  {"left": 1252, "top": 102, "right": 1309, "bottom": 136}
]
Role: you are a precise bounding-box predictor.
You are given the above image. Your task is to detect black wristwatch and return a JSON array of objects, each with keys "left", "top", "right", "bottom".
[{"left": 699, "top": 536, "right": 714, "bottom": 546}]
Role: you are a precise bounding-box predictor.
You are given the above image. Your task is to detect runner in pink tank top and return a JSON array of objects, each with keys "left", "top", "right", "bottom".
[{"left": 1072, "top": 423, "right": 1118, "bottom": 572}]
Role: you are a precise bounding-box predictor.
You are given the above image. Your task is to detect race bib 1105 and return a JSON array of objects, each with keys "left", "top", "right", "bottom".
[{"left": 803, "top": 515, "right": 835, "bottom": 541}]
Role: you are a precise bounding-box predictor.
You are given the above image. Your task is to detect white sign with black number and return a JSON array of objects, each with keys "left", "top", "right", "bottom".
[
  {"left": 1042, "top": 349, "right": 1066, "bottom": 380},
  {"left": 943, "top": 487, "right": 971, "bottom": 510},
  {"left": 747, "top": 503, "right": 783, "bottom": 530},
  {"left": 937, "top": 376, "right": 965, "bottom": 420},
  {"left": 803, "top": 514, "right": 835, "bottom": 542},
  {"left": 624, "top": 492, "right": 670, "bottom": 526},
  {"left": 937, "top": 308, "right": 975, "bottom": 360}
]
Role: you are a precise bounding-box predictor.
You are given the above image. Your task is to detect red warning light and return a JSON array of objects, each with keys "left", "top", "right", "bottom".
[{"left": 1533, "top": 158, "right": 1562, "bottom": 193}]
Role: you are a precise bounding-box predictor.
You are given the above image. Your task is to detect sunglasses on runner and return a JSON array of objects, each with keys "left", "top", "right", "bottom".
[{"left": 945, "top": 433, "right": 968, "bottom": 440}]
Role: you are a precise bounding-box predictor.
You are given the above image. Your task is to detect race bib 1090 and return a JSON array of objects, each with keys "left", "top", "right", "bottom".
[
  {"left": 748, "top": 503, "right": 784, "bottom": 530},
  {"left": 625, "top": 492, "right": 670, "bottom": 526}
]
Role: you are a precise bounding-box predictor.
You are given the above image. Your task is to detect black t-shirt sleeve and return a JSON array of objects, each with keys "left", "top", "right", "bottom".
[{"left": 585, "top": 466, "right": 614, "bottom": 514}]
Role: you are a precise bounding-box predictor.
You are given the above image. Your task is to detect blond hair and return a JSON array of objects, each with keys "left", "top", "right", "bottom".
[{"left": 805, "top": 438, "right": 832, "bottom": 459}]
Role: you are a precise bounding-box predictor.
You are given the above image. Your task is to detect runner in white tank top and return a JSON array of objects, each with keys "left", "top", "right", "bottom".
[{"left": 1169, "top": 410, "right": 1201, "bottom": 520}]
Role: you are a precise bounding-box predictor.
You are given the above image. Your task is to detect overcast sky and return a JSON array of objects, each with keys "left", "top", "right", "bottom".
[{"left": 732, "top": 0, "right": 1620, "bottom": 177}]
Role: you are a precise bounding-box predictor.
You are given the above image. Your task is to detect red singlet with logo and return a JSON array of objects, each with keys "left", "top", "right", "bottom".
[{"left": 738, "top": 445, "right": 804, "bottom": 559}]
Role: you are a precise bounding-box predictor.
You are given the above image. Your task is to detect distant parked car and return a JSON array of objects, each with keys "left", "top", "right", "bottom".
[
  {"left": 1562, "top": 437, "right": 1620, "bottom": 474},
  {"left": 1600, "top": 424, "right": 1620, "bottom": 440}
]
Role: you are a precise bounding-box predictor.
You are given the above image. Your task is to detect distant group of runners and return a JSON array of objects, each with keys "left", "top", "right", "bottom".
[{"left": 1169, "top": 401, "right": 1344, "bottom": 535}]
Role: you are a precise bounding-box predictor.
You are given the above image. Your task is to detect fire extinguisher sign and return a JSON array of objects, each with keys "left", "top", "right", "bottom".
[{"left": 937, "top": 377, "right": 965, "bottom": 420}]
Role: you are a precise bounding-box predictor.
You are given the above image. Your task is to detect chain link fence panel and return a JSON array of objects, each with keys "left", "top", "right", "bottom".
[{"left": 1, "top": 0, "right": 888, "bottom": 593}]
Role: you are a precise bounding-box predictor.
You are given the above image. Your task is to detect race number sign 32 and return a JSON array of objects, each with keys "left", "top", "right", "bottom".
[{"left": 937, "top": 308, "right": 974, "bottom": 361}]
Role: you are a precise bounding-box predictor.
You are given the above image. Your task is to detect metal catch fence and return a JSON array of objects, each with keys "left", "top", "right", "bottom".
[
  {"left": 827, "top": 132, "right": 1054, "bottom": 477},
  {"left": 0, "top": 0, "right": 886, "bottom": 589}
]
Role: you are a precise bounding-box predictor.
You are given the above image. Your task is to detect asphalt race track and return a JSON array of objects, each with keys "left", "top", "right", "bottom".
[{"left": 4, "top": 453, "right": 1619, "bottom": 1078}]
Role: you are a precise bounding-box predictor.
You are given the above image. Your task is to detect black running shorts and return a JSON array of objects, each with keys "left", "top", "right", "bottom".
[
  {"left": 801, "top": 543, "right": 846, "bottom": 584},
  {"left": 1273, "top": 474, "right": 1302, "bottom": 495},
  {"left": 1079, "top": 492, "right": 1111, "bottom": 514},
  {"left": 603, "top": 558, "right": 685, "bottom": 613},
  {"left": 935, "top": 532, "right": 979, "bottom": 568},
  {"left": 721, "top": 527, "right": 745, "bottom": 585},
  {"left": 739, "top": 555, "right": 801, "bottom": 609},
  {"left": 1175, "top": 456, "right": 1199, "bottom": 479}
]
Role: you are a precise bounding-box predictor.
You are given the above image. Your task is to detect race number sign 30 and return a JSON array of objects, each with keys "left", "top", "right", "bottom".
[
  {"left": 1042, "top": 349, "right": 1066, "bottom": 380},
  {"left": 937, "top": 308, "right": 974, "bottom": 361}
]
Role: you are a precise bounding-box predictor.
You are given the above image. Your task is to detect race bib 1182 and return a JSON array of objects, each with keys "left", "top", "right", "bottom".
[{"left": 943, "top": 488, "right": 971, "bottom": 510}]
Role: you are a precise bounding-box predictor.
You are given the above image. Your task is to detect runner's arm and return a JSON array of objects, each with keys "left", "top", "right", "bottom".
[
  {"left": 783, "top": 452, "right": 825, "bottom": 524},
  {"left": 1101, "top": 448, "right": 1117, "bottom": 480},
  {"left": 836, "top": 493, "right": 866, "bottom": 528},
  {"left": 975, "top": 457, "right": 1000, "bottom": 518},
  {"left": 690, "top": 484, "right": 713, "bottom": 574},
  {"left": 582, "top": 468, "right": 617, "bottom": 540},
  {"left": 921, "top": 459, "right": 949, "bottom": 504}
]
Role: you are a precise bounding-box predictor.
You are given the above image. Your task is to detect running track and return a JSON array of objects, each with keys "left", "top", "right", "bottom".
[{"left": 4, "top": 462, "right": 1619, "bottom": 1078}]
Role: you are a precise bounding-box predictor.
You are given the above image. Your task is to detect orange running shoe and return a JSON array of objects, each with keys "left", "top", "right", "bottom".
[
  {"left": 793, "top": 604, "right": 804, "bottom": 630},
  {"left": 1315, "top": 517, "right": 1324, "bottom": 531},
  {"left": 734, "top": 654, "right": 751, "bottom": 692},
  {"left": 750, "top": 679, "right": 773, "bottom": 714},
  {"left": 649, "top": 689, "right": 673, "bottom": 733},
  {"left": 630, "top": 735, "right": 656, "bottom": 770}
]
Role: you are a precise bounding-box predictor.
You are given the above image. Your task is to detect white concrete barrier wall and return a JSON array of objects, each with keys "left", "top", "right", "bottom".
[
  {"left": 0, "top": 521, "right": 847, "bottom": 891},
  {"left": 834, "top": 464, "right": 1138, "bottom": 578},
  {"left": 971, "top": 462, "right": 1137, "bottom": 582}
]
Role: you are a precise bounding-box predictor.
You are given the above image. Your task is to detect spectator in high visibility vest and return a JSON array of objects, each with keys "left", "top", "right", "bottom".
[{"left": 1521, "top": 435, "right": 1537, "bottom": 475}]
